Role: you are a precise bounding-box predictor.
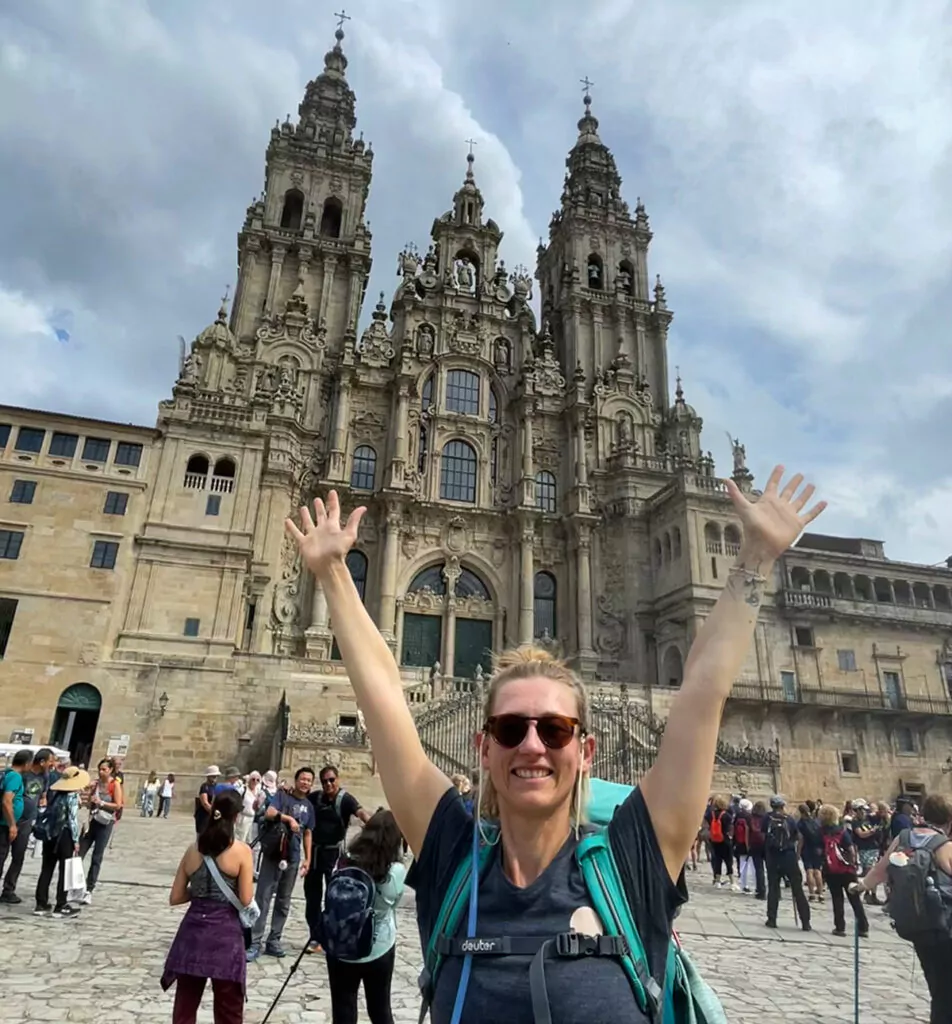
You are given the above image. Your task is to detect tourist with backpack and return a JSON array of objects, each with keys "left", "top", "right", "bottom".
[
  {"left": 855, "top": 793, "right": 952, "bottom": 1022},
  {"left": 763, "top": 795, "right": 811, "bottom": 931},
  {"left": 704, "top": 795, "right": 735, "bottom": 889},
  {"left": 818, "top": 804, "right": 868, "bottom": 938},
  {"left": 305, "top": 765, "right": 371, "bottom": 954},
  {"left": 733, "top": 798, "right": 754, "bottom": 892},
  {"left": 34, "top": 765, "right": 87, "bottom": 918},
  {"left": 284, "top": 469, "right": 824, "bottom": 1024},
  {"left": 247, "top": 766, "right": 315, "bottom": 962},
  {"left": 0, "top": 747, "right": 56, "bottom": 904},
  {"left": 323, "top": 809, "right": 407, "bottom": 1024},
  {"left": 797, "top": 802, "right": 825, "bottom": 903},
  {"left": 748, "top": 800, "right": 768, "bottom": 899},
  {"left": 0, "top": 748, "right": 32, "bottom": 901}
]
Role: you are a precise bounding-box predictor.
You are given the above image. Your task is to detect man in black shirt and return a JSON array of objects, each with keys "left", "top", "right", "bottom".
[
  {"left": 763, "top": 795, "right": 811, "bottom": 931},
  {"left": 304, "top": 764, "right": 370, "bottom": 952}
]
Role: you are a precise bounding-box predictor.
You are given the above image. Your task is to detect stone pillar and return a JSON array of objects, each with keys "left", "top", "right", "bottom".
[
  {"left": 519, "top": 521, "right": 534, "bottom": 645},
  {"left": 327, "top": 375, "right": 351, "bottom": 480},
  {"left": 265, "top": 245, "right": 287, "bottom": 314},
  {"left": 576, "top": 524, "right": 595, "bottom": 658},
  {"left": 494, "top": 606, "right": 505, "bottom": 653},
  {"left": 378, "top": 506, "right": 400, "bottom": 643},
  {"left": 391, "top": 382, "right": 410, "bottom": 487},
  {"left": 319, "top": 255, "right": 338, "bottom": 324},
  {"left": 346, "top": 267, "right": 362, "bottom": 336},
  {"left": 305, "top": 578, "right": 333, "bottom": 658},
  {"left": 444, "top": 598, "right": 457, "bottom": 679},
  {"left": 521, "top": 401, "right": 535, "bottom": 507},
  {"left": 394, "top": 598, "right": 405, "bottom": 662},
  {"left": 232, "top": 238, "right": 261, "bottom": 334}
]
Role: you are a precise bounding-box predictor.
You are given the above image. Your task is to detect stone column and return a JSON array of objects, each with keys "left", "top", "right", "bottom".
[
  {"left": 391, "top": 382, "right": 410, "bottom": 487},
  {"left": 378, "top": 506, "right": 400, "bottom": 642},
  {"left": 327, "top": 374, "right": 351, "bottom": 481},
  {"left": 521, "top": 400, "right": 535, "bottom": 507},
  {"left": 444, "top": 598, "right": 457, "bottom": 679},
  {"left": 265, "top": 245, "right": 287, "bottom": 314},
  {"left": 394, "top": 598, "right": 405, "bottom": 663},
  {"left": 319, "top": 255, "right": 338, "bottom": 324},
  {"left": 232, "top": 238, "right": 261, "bottom": 335},
  {"left": 305, "top": 578, "right": 333, "bottom": 658},
  {"left": 519, "top": 520, "right": 535, "bottom": 645},
  {"left": 576, "top": 524, "right": 595, "bottom": 657}
]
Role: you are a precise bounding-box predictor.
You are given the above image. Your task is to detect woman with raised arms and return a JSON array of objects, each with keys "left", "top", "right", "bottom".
[{"left": 286, "top": 466, "right": 824, "bottom": 1024}]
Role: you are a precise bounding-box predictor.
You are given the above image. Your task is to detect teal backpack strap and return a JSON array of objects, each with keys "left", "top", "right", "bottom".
[
  {"left": 418, "top": 834, "right": 495, "bottom": 1023},
  {"left": 576, "top": 830, "right": 664, "bottom": 1019}
]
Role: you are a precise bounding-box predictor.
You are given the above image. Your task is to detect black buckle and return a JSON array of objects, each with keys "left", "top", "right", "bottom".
[{"left": 555, "top": 933, "right": 600, "bottom": 957}]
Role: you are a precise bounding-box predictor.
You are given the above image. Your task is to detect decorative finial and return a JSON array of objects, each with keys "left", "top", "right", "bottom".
[
  {"left": 580, "top": 76, "right": 594, "bottom": 108},
  {"left": 333, "top": 8, "right": 350, "bottom": 42},
  {"left": 464, "top": 138, "right": 477, "bottom": 178},
  {"left": 675, "top": 366, "right": 684, "bottom": 403}
]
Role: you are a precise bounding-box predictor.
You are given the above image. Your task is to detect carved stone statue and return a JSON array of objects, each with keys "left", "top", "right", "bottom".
[
  {"left": 455, "top": 258, "right": 475, "bottom": 293},
  {"left": 417, "top": 325, "right": 434, "bottom": 358},
  {"left": 617, "top": 413, "right": 633, "bottom": 450},
  {"left": 731, "top": 437, "right": 747, "bottom": 473},
  {"left": 180, "top": 350, "right": 201, "bottom": 385},
  {"left": 493, "top": 337, "right": 510, "bottom": 371},
  {"left": 587, "top": 259, "right": 601, "bottom": 288}
]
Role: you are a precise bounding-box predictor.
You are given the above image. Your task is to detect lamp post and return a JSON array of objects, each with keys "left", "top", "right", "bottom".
[
  {"left": 158, "top": 691, "right": 169, "bottom": 717},
  {"left": 941, "top": 756, "right": 952, "bottom": 775}
]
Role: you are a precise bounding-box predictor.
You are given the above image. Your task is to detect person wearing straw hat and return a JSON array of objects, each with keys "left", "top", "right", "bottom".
[{"left": 35, "top": 766, "right": 89, "bottom": 918}]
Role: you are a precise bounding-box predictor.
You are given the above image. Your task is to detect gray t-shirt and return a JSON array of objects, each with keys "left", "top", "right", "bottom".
[{"left": 409, "top": 786, "right": 686, "bottom": 1024}]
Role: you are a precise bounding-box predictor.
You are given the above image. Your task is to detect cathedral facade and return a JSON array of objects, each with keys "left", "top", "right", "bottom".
[{"left": 2, "top": 28, "right": 952, "bottom": 805}]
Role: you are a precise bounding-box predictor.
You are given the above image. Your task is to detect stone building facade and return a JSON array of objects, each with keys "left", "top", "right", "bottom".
[{"left": 1, "top": 26, "right": 951, "bottom": 804}]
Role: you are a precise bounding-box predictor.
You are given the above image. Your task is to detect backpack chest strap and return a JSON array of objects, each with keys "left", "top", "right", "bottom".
[{"left": 435, "top": 932, "right": 627, "bottom": 959}]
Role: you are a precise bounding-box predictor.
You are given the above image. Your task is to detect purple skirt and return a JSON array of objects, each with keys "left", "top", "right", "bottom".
[{"left": 161, "top": 898, "right": 246, "bottom": 991}]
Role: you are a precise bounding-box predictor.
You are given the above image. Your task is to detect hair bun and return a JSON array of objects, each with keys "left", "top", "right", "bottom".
[{"left": 493, "top": 645, "right": 564, "bottom": 671}]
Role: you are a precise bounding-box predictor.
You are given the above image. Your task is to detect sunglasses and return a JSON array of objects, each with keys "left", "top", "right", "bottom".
[
  {"left": 321, "top": 777, "right": 337, "bottom": 786},
  {"left": 484, "top": 714, "right": 581, "bottom": 750}
]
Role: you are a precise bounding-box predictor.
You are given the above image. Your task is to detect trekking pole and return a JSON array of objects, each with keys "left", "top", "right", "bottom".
[
  {"left": 260, "top": 937, "right": 311, "bottom": 1024},
  {"left": 853, "top": 916, "right": 860, "bottom": 1024}
]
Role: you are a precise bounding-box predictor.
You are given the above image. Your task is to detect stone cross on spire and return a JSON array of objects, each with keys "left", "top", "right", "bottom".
[
  {"left": 580, "top": 76, "right": 594, "bottom": 105},
  {"left": 334, "top": 8, "right": 351, "bottom": 32}
]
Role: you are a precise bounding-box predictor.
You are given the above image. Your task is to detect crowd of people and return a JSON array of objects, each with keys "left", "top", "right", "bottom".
[{"left": 0, "top": 748, "right": 125, "bottom": 916}]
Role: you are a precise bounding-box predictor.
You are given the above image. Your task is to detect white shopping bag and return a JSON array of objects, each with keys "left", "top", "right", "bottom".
[{"left": 64, "top": 856, "right": 86, "bottom": 897}]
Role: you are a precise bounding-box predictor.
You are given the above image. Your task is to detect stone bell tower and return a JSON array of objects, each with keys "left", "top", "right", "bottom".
[{"left": 116, "top": 21, "right": 375, "bottom": 663}]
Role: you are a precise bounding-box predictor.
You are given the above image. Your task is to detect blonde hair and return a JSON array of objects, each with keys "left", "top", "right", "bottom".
[
  {"left": 712, "top": 794, "right": 729, "bottom": 812},
  {"left": 477, "top": 646, "right": 590, "bottom": 827},
  {"left": 450, "top": 773, "right": 472, "bottom": 795},
  {"left": 818, "top": 803, "right": 840, "bottom": 827}
]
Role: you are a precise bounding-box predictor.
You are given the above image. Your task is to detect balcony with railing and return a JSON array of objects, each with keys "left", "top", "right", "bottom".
[{"left": 729, "top": 681, "right": 952, "bottom": 715}]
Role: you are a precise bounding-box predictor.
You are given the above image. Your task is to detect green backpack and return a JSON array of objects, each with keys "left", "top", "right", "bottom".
[{"left": 419, "top": 826, "right": 726, "bottom": 1024}]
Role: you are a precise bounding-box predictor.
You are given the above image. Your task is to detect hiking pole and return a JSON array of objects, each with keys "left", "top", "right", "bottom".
[
  {"left": 853, "top": 917, "right": 860, "bottom": 1024},
  {"left": 260, "top": 937, "right": 311, "bottom": 1024}
]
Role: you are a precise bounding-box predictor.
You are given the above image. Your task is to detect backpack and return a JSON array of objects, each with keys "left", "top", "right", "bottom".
[
  {"left": 322, "top": 864, "right": 377, "bottom": 959},
  {"left": 765, "top": 813, "right": 795, "bottom": 854},
  {"left": 420, "top": 780, "right": 727, "bottom": 1024},
  {"left": 799, "top": 816, "right": 821, "bottom": 849},
  {"left": 33, "top": 791, "right": 68, "bottom": 844},
  {"left": 258, "top": 817, "right": 290, "bottom": 861},
  {"left": 822, "top": 829, "right": 853, "bottom": 875},
  {"left": 886, "top": 829, "right": 952, "bottom": 943},
  {"left": 749, "top": 814, "right": 765, "bottom": 851},
  {"left": 733, "top": 817, "right": 748, "bottom": 848},
  {"left": 708, "top": 812, "right": 724, "bottom": 844}
]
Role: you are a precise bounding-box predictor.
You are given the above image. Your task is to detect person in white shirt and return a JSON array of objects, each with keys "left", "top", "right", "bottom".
[
  {"left": 237, "top": 772, "right": 263, "bottom": 844},
  {"left": 159, "top": 774, "right": 175, "bottom": 819}
]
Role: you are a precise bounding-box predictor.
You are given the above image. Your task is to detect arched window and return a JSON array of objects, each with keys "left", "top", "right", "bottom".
[
  {"left": 346, "top": 550, "right": 368, "bottom": 602},
  {"left": 457, "top": 568, "right": 490, "bottom": 600},
  {"left": 723, "top": 523, "right": 741, "bottom": 554},
  {"left": 587, "top": 253, "right": 604, "bottom": 291},
  {"left": 534, "top": 571, "right": 557, "bottom": 640},
  {"left": 421, "top": 375, "right": 434, "bottom": 409},
  {"left": 320, "top": 197, "right": 343, "bottom": 238},
  {"left": 618, "top": 259, "right": 635, "bottom": 296},
  {"left": 280, "top": 189, "right": 304, "bottom": 230},
  {"left": 350, "top": 445, "right": 376, "bottom": 491},
  {"left": 662, "top": 647, "right": 684, "bottom": 687},
  {"left": 704, "top": 522, "right": 722, "bottom": 554},
  {"left": 535, "top": 471, "right": 557, "bottom": 513},
  {"left": 440, "top": 440, "right": 477, "bottom": 503},
  {"left": 186, "top": 454, "right": 209, "bottom": 476},
  {"left": 408, "top": 564, "right": 446, "bottom": 596},
  {"left": 446, "top": 370, "right": 480, "bottom": 415},
  {"left": 211, "top": 456, "right": 236, "bottom": 493},
  {"left": 489, "top": 388, "right": 498, "bottom": 424}
]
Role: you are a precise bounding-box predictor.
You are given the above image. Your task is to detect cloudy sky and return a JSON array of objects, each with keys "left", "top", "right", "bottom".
[{"left": 1, "top": 0, "right": 951, "bottom": 566}]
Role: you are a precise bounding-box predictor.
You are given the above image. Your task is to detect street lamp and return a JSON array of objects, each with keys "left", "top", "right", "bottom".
[
  {"left": 942, "top": 755, "right": 952, "bottom": 775},
  {"left": 158, "top": 691, "right": 170, "bottom": 717}
]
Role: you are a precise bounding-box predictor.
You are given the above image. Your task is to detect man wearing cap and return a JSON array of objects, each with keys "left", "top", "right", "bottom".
[
  {"left": 214, "top": 766, "right": 246, "bottom": 798},
  {"left": 763, "top": 794, "right": 811, "bottom": 931},
  {"left": 194, "top": 766, "right": 220, "bottom": 835}
]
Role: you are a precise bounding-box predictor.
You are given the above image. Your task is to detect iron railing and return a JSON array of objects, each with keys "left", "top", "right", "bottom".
[{"left": 729, "top": 681, "right": 952, "bottom": 716}]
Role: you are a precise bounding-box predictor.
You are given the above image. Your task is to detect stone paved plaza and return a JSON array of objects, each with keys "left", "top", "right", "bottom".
[{"left": 0, "top": 814, "right": 933, "bottom": 1023}]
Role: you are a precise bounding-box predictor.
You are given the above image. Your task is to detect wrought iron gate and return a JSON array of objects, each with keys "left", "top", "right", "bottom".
[
  {"left": 412, "top": 683, "right": 483, "bottom": 779},
  {"left": 589, "top": 687, "right": 662, "bottom": 785}
]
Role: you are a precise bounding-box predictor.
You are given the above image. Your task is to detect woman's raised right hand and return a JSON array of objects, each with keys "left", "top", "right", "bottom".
[{"left": 285, "top": 490, "right": 366, "bottom": 579}]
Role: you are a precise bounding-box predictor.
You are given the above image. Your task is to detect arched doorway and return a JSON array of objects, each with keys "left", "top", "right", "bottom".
[
  {"left": 51, "top": 683, "right": 102, "bottom": 767},
  {"left": 399, "top": 563, "right": 495, "bottom": 680}
]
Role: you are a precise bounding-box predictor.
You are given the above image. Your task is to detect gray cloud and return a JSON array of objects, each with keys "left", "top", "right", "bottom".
[{"left": 1, "top": 0, "right": 950, "bottom": 563}]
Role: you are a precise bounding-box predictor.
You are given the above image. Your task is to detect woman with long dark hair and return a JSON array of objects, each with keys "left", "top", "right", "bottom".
[
  {"left": 326, "top": 809, "right": 407, "bottom": 1024},
  {"left": 162, "top": 789, "right": 254, "bottom": 1024}
]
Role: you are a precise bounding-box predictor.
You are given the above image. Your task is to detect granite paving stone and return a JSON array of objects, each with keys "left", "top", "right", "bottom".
[{"left": 0, "top": 818, "right": 934, "bottom": 1022}]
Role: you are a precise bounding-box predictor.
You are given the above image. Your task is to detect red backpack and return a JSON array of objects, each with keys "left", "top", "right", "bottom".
[
  {"left": 823, "top": 829, "right": 853, "bottom": 875},
  {"left": 734, "top": 816, "right": 748, "bottom": 847},
  {"left": 709, "top": 811, "right": 725, "bottom": 844}
]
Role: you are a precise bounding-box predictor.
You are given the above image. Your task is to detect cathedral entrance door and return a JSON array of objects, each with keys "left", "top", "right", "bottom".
[
  {"left": 454, "top": 618, "right": 493, "bottom": 681},
  {"left": 401, "top": 613, "right": 442, "bottom": 669},
  {"left": 51, "top": 682, "right": 102, "bottom": 768}
]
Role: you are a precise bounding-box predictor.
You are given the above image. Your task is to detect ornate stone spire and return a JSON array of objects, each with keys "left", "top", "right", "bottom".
[
  {"left": 561, "top": 79, "right": 628, "bottom": 220},
  {"left": 453, "top": 142, "right": 484, "bottom": 227},
  {"left": 297, "top": 14, "right": 356, "bottom": 139}
]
